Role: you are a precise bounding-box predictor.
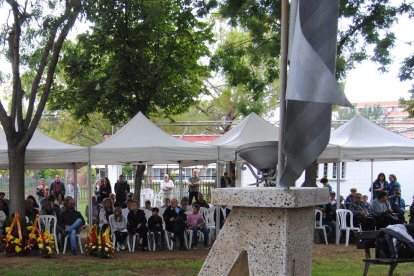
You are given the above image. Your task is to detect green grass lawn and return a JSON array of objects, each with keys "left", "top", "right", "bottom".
[{"left": 1, "top": 244, "right": 413, "bottom": 276}]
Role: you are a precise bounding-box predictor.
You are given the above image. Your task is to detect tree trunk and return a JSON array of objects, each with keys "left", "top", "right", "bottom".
[
  {"left": 301, "top": 160, "right": 318, "bottom": 187},
  {"left": 8, "top": 146, "right": 26, "bottom": 218},
  {"left": 133, "top": 164, "right": 146, "bottom": 203}
]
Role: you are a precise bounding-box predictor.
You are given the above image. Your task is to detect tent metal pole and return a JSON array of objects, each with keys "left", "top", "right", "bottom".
[
  {"left": 73, "top": 164, "right": 78, "bottom": 210},
  {"left": 336, "top": 161, "right": 341, "bottom": 245},
  {"left": 216, "top": 146, "right": 221, "bottom": 236},
  {"left": 370, "top": 159, "right": 374, "bottom": 201},
  {"left": 178, "top": 161, "right": 183, "bottom": 200},
  {"left": 87, "top": 147, "right": 92, "bottom": 228}
]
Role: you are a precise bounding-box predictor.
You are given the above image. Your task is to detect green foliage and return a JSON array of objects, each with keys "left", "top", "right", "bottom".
[
  {"left": 122, "top": 165, "right": 134, "bottom": 177},
  {"left": 215, "top": 0, "right": 412, "bottom": 81},
  {"left": 38, "top": 169, "right": 64, "bottom": 179},
  {"left": 39, "top": 111, "right": 111, "bottom": 146},
  {"left": 50, "top": 0, "right": 214, "bottom": 125},
  {"left": 335, "top": 104, "right": 386, "bottom": 125}
]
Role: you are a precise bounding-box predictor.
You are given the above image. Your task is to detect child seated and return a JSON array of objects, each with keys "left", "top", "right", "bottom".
[{"left": 148, "top": 207, "right": 165, "bottom": 250}]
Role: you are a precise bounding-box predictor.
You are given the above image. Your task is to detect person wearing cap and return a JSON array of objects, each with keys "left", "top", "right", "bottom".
[
  {"left": 114, "top": 175, "right": 130, "bottom": 207},
  {"left": 319, "top": 177, "right": 332, "bottom": 192},
  {"left": 388, "top": 188, "right": 406, "bottom": 223},
  {"left": 36, "top": 178, "right": 48, "bottom": 201}
]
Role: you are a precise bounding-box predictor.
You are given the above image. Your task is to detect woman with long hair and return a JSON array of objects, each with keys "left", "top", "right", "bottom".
[
  {"left": 98, "top": 177, "right": 112, "bottom": 203},
  {"left": 109, "top": 207, "right": 128, "bottom": 251},
  {"left": 370, "top": 172, "right": 389, "bottom": 200},
  {"left": 99, "top": 197, "right": 114, "bottom": 232}
]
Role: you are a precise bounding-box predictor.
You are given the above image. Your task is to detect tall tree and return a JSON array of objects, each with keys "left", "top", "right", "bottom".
[
  {"left": 0, "top": 0, "right": 81, "bottom": 217},
  {"left": 50, "top": 0, "right": 214, "bottom": 199}
]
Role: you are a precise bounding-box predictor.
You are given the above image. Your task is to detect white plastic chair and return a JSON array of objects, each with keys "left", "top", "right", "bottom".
[
  {"left": 314, "top": 209, "right": 328, "bottom": 245},
  {"left": 109, "top": 215, "right": 131, "bottom": 252},
  {"left": 38, "top": 215, "right": 60, "bottom": 254},
  {"left": 63, "top": 233, "right": 83, "bottom": 254},
  {"left": 336, "top": 209, "right": 361, "bottom": 246}
]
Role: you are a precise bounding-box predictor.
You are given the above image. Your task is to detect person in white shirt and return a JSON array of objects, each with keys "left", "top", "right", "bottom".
[
  {"left": 66, "top": 178, "right": 80, "bottom": 202},
  {"left": 160, "top": 174, "right": 174, "bottom": 201}
]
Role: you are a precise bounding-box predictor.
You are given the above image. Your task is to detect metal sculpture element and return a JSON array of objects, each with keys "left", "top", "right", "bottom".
[{"left": 237, "top": 141, "right": 278, "bottom": 187}]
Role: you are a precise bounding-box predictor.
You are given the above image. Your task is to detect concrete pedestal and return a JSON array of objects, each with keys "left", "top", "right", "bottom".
[{"left": 199, "top": 187, "right": 328, "bottom": 276}]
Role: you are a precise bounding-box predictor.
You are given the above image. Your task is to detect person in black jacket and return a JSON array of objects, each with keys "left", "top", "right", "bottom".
[
  {"left": 59, "top": 198, "right": 85, "bottom": 255},
  {"left": 163, "top": 198, "right": 187, "bottom": 250},
  {"left": 127, "top": 200, "right": 148, "bottom": 250},
  {"left": 50, "top": 175, "right": 66, "bottom": 205},
  {"left": 148, "top": 207, "right": 165, "bottom": 250},
  {"left": 114, "top": 175, "right": 130, "bottom": 207}
]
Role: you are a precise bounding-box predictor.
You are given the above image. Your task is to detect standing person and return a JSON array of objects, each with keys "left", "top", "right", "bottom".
[
  {"left": 98, "top": 177, "right": 112, "bottom": 203},
  {"left": 160, "top": 174, "right": 174, "bottom": 201},
  {"left": 36, "top": 178, "right": 48, "bottom": 201},
  {"left": 387, "top": 174, "right": 401, "bottom": 196},
  {"left": 319, "top": 177, "right": 332, "bottom": 192},
  {"left": 370, "top": 172, "right": 388, "bottom": 200},
  {"left": 66, "top": 178, "right": 80, "bottom": 203},
  {"left": 50, "top": 175, "right": 66, "bottom": 205},
  {"left": 59, "top": 198, "right": 86, "bottom": 255},
  {"left": 188, "top": 169, "right": 201, "bottom": 204},
  {"left": 114, "top": 175, "right": 130, "bottom": 207},
  {"left": 220, "top": 172, "right": 231, "bottom": 188}
]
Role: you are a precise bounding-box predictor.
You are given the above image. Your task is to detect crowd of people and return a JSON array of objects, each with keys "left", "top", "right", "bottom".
[
  {"left": 0, "top": 172, "right": 230, "bottom": 255},
  {"left": 318, "top": 173, "right": 414, "bottom": 243}
]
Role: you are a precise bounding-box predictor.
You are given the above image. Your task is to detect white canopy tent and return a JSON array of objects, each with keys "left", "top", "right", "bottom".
[
  {"left": 211, "top": 112, "right": 279, "bottom": 161},
  {"left": 0, "top": 130, "right": 88, "bottom": 169},
  {"left": 317, "top": 114, "right": 414, "bottom": 244},
  {"left": 90, "top": 112, "right": 218, "bottom": 165},
  {"left": 319, "top": 114, "right": 414, "bottom": 163}
]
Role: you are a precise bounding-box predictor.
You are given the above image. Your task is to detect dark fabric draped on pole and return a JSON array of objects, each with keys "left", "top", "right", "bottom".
[{"left": 279, "top": 0, "right": 351, "bottom": 187}]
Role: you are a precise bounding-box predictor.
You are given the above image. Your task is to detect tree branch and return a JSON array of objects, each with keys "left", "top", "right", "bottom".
[{"left": 24, "top": 1, "right": 81, "bottom": 149}]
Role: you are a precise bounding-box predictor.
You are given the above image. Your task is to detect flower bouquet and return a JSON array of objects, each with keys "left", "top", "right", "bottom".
[
  {"left": 85, "top": 224, "right": 99, "bottom": 256},
  {"left": 3, "top": 214, "right": 23, "bottom": 256},
  {"left": 99, "top": 227, "right": 114, "bottom": 258},
  {"left": 37, "top": 231, "right": 55, "bottom": 258}
]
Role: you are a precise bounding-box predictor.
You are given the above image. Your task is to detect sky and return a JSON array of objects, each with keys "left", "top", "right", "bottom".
[{"left": 344, "top": 15, "right": 414, "bottom": 104}]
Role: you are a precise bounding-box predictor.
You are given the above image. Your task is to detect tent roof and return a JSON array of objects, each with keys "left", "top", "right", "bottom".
[
  {"left": 90, "top": 112, "right": 217, "bottom": 164},
  {"left": 211, "top": 113, "right": 279, "bottom": 161},
  {"left": 319, "top": 114, "right": 414, "bottom": 162},
  {"left": 0, "top": 130, "right": 88, "bottom": 169}
]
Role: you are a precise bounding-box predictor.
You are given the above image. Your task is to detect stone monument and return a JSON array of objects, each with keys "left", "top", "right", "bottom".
[{"left": 198, "top": 142, "right": 328, "bottom": 275}]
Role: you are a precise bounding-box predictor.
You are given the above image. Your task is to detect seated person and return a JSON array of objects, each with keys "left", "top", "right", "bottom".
[
  {"left": 345, "top": 188, "right": 357, "bottom": 209},
  {"left": 187, "top": 204, "right": 209, "bottom": 249},
  {"left": 388, "top": 189, "right": 406, "bottom": 224},
  {"left": 109, "top": 207, "right": 129, "bottom": 251},
  {"left": 362, "top": 195, "right": 371, "bottom": 212},
  {"left": 99, "top": 198, "right": 114, "bottom": 232},
  {"left": 143, "top": 200, "right": 152, "bottom": 220},
  {"left": 40, "top": 200, "right": 57, "bottom": 217},
  {"left": 371, "top": 191, "right": 398, "bottom": 229},
  {"left": 161, "top": 197, "right": 170, "bottom": 209},
  {"left": 122, "top": 199, "right": 134, "bottom": 219},
  {"left": 85, "top": 195, "right": 100, "bottom": 225},
  {"left": 349, "top": 193, "right": 376, "bottom": 230},
  {"left": 0, "top": 192, "right": 9, "bottom": 217},
  {"left": 39, "top": 188, "right": 50, "bottom": 209},
  {"left": 127, "top": 200, "right": 148, "bottom": 251},
  {"left": 47, "top": 195, "right": 61, "bottom": 221},
  {"left": 59, "top": 198, "right": 86, "bottom": 255},
  {"left": 24, "top": 198, "right": 39, "bottom": 225},
  {"left": 163, "top": 198, "right": 187, "bottom": 250},
  {"left": 180, "top": 197, "right": 192, "bottom": 213},
  {"left": 0, "top": 210, "right": 6, "bottom": 231},
  {"left": 195, "top": 193, "right": 210, "bottom": 209},
  {"left": 148, "top": 207, "right": 165, "bottom": 250}
]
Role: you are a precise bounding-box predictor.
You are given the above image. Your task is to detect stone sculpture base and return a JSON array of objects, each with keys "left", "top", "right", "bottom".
[{"left": 199, "top": 187, "right": 328, "bottom": 276}]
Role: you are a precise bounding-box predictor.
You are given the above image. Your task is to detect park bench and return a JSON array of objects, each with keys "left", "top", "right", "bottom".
[{"left": 355, "top": 230, "right": 414, "bottom": 276}]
